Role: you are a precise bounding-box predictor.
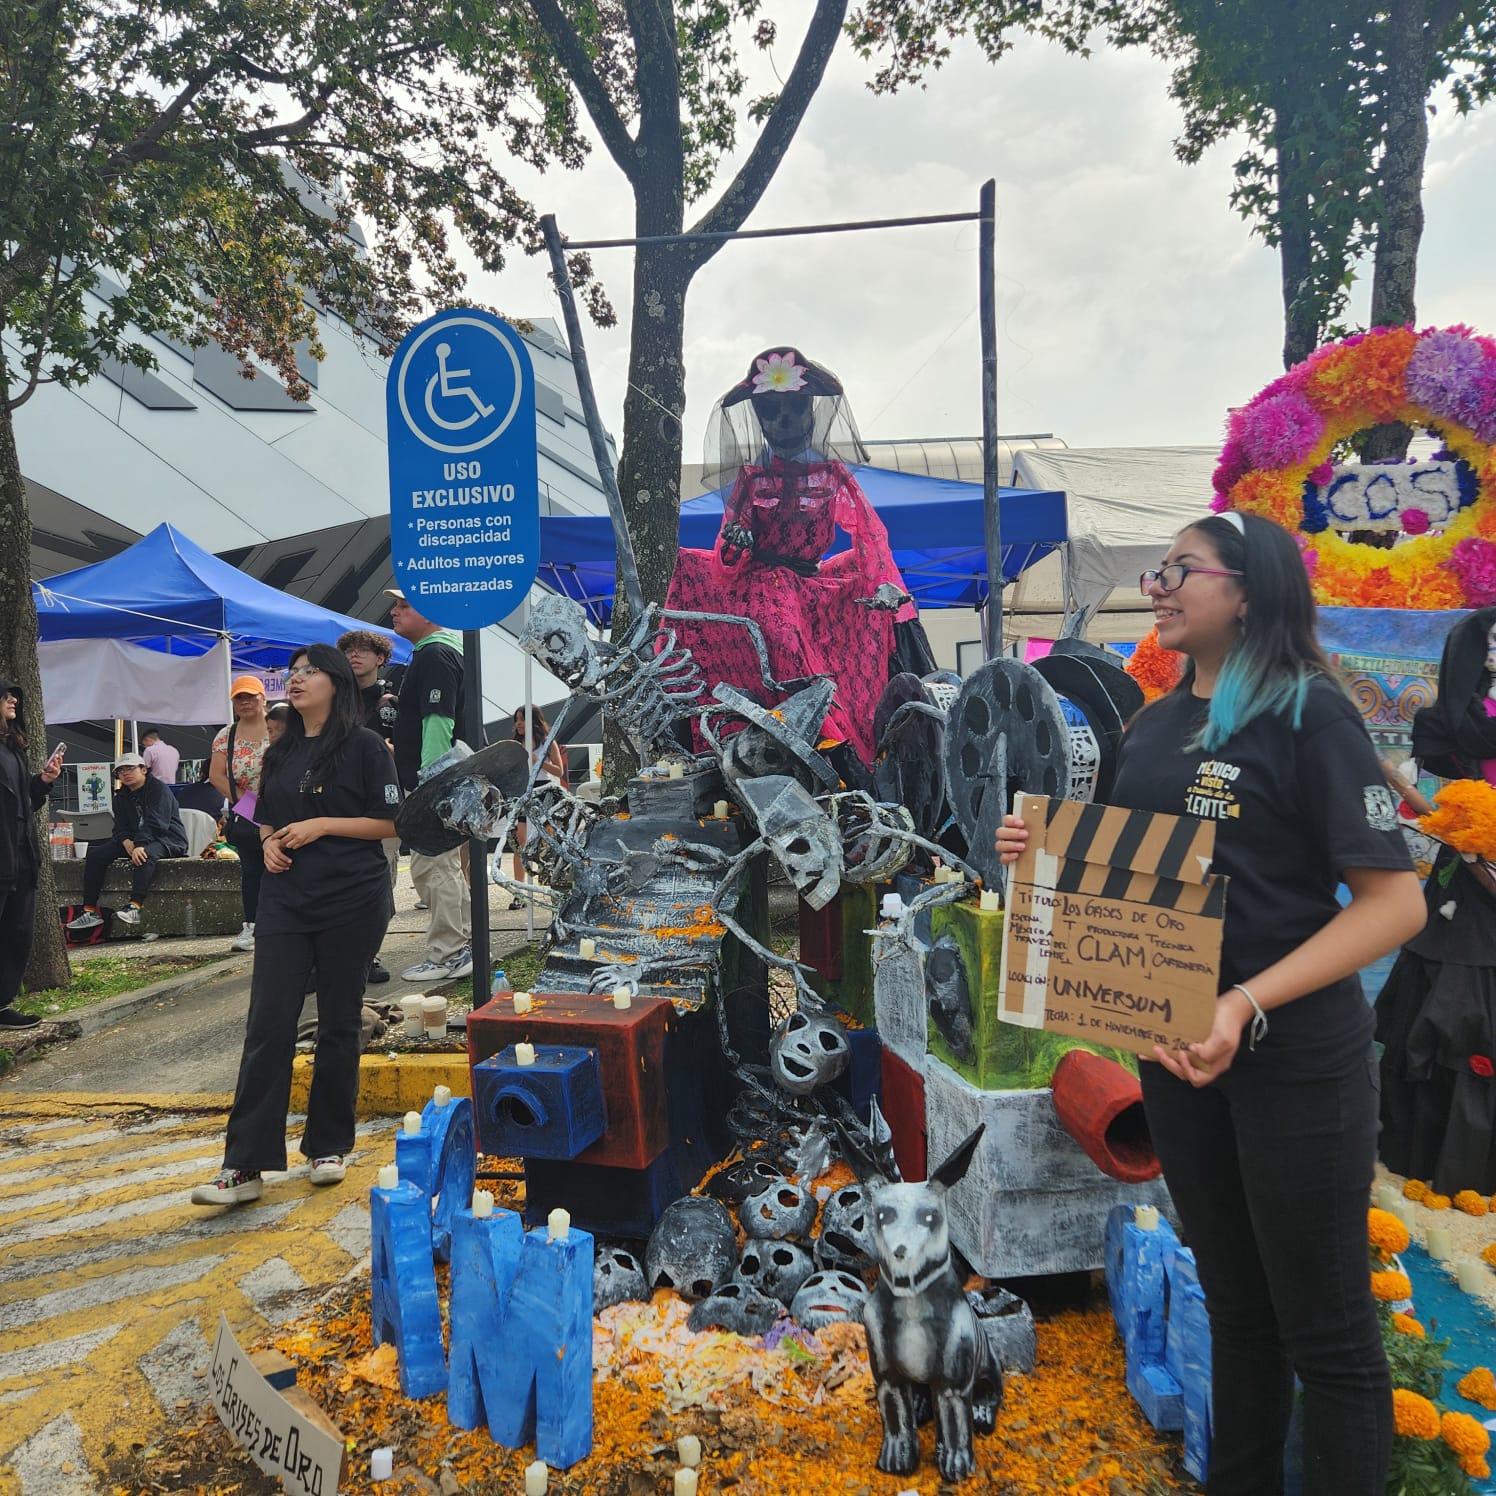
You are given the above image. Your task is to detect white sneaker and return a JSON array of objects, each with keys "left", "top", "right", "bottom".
[
  {"left": 230, "top": 922, "right": 255, "bottom": 952},
  {"left": 307, "top": 1155, "right": 346, "bottom": 1186},
  {"left": 190, "top": 1169, "right": 262, "bottom": 1206},
  {"left": 114, "top": 904, "right": 141, "bottom": 927},
  {"left": 66, "top": 910, "right": 103, "bottom": 931},
  {"left": 445, "top": 945, "right": 474, "bottom": 980},
  {"left": 400, "top": 958, "right": 450, "bottom": 982}
]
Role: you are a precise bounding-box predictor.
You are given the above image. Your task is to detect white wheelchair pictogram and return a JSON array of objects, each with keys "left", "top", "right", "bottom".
[
  {"left": 394, "top": 315, "right": 525, "bottom": 455},
  {"left": 425, "top": 342, "right": 496, "bottom": 431}
]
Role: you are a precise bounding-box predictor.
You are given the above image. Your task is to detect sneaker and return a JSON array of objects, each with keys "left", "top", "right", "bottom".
[
  {"left": 230, "top": 921, "right": 255, "bottom": 952},
  {"left": 414, "top": 900, "right": 429, "bottom": 910},
  {"left": 400, "top": 958, "right": 450, "bottom": 982},
  {"left": 66, "top": 909, "right": 103, "bottom": 931},
  {"left": 366, "top": 957, "right": 390, "bottom": 984},
  {"left": 0, "top": 1006, "right": 42, "bottom": 1030},
  {"left": 115, "top": 904, "right": 141, "bottom": 927},
  {"left": 190, "top": 1168, "right": 262, "bottom": 1206},
  {"left": 307, "top": 1156, "right": 346, "bottom": 1186},
  {"left": 445, "top": 945, "right": 474, "bottom": 980}
]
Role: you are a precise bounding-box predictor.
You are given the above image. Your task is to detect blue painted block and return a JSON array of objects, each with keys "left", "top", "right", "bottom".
[
  {"left": 447, "top": 1205, "right": 525, "bottom": 1432},
  {"left": 1118, "top": 1219, "right": 1179, "bottom": 1365},
  {"left": 369, "top": 1181, "right": 446, "bottom": 1399},
  {"left": 488, "top": 1225, "right": 595, "bottom": 1468},
  {"left": 393, "top": 1097, "right": 478, "bottom": 1263},
  {"left": 395, "top": 1128, "right": 434, "bottom": 1195},
  {"left": 1165, "top": 1246, "right": 1213, "bottom": 1484},
  {"left": 830, "top": 1023, "right": 883, "bottom": 1119},
  {"left": 1126, "top": 1359, "right": 1184, "bottom": 1432},
  {"left": 474, "top": 1045, "right": 606, "bottom": 1161}
]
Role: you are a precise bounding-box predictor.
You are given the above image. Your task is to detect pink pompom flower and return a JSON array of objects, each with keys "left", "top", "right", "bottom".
[
  {"left": 1240, "top": 391, "right": 1325, "bottom": 470},
  {"left": 1401, "top": 508, "right": 1431, "bottom": 535}
]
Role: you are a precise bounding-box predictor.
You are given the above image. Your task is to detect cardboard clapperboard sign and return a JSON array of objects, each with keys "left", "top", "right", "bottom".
[{"left": 998, "top": 793, "right": 1227, "bottom": 1057}]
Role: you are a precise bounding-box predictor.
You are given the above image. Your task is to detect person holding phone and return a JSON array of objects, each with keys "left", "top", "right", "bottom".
[
  {"left": 0, "top": 678, "right": 64, "bottom": 1029},
  {"left": 210, "top": 676, "right": 271, "bottom": 953}
]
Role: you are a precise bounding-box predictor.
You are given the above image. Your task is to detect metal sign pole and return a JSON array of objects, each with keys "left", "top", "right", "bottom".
[
  {"left": 462, "top": 629, "right": 489, "bottom": 1005},
  {"left": 979, "top": 178, "right": 1002, "bottom": 659}
]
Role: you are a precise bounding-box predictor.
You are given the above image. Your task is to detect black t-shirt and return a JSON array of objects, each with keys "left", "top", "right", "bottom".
[
  {"left": 393, "top": 637, "right": 464, "bottom": 791},
  {"left": 1110, "top": 675, "right": 1413, "bottom": 1077},
  {"left": 255, "top": 727, "right": 402, "bottom": 934}
]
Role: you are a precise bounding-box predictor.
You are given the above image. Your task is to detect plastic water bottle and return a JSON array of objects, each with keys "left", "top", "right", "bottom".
[
  {"left": 183, "top": 896, "right": 196, "bottom": 938},
  {"left": 491, "top": 967, "right": 507, "bottom": 998}
]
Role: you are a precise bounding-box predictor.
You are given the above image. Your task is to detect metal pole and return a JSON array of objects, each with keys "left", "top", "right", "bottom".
[
  {"left": 979, "top": 178, "right": 1002, "bottom": 659},
  {"left": 539, "top": 214, "right": 646, "bottom": 625},
  {"left": 461, "top": 628, "right": 489, "bottom": 1006},
  {"left": 523, "top": 648, "right": 535, "bottom": 944},
  {"left": 562, "top": 209, "right": 981, "bottom": 252}
]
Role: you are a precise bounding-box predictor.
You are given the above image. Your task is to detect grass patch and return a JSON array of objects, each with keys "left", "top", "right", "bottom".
[{"left": 18, "top": 954, "right": 224, "bottom": 1018}]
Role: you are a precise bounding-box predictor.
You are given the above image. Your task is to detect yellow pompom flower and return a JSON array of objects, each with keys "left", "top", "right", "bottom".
[
  {"left": 1390, "top": 1313, "right": 1426, "bottom": 1337},
  {"left": 1393, "top": 1388, "right": 1440, "bottom": 1440},
  {"left": 1456, "top": 1367, "right": 1496, "bottom": 1411},
  {"left": 1371, "top": 1269, "right": 1413, "bottom": 1302},
  {"left": 1440, "top": 1410, "right": 1490, "bottom": 1461},
  {"left": 1367, "top": 1207, "right": 1410, "bottom": 1258},
  {"left": 1424, "top": 1192, "right": 1451, "bottom": 1210},
  {"left": 1403, "top": 1179, "right": 1429, "bottom": 1202},
  {"left": 1453, "top": 1189, "right": 1488, "bottom": 1216}
]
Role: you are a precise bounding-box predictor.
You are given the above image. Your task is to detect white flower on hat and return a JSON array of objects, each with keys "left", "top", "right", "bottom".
[{"left": 751, "top": 351, "right": 807, "bottom": 395}]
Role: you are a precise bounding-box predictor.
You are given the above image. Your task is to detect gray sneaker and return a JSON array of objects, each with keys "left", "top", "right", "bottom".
[
  {"left": 190, "top": 1169, "right": 262, "bottom": 1206},
  {"left": 400, "top": 958, "right": 449, "bottom": 982},
  {"left": 66, "top": 909, "right": 103, "bottom": 931},
  {"left": 445, "top": 945, "right": 474, "bottom": 980},
  {"left": 307, "top": 1155, "right": 346, "bottom": 1186},
  {"left": 114, "top": 904, "right": 141, "bottom": 927}
]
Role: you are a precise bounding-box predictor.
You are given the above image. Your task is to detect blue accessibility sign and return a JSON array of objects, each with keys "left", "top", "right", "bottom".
[{"left": 386, "top": 308, "right": 540, "bottom": 629}]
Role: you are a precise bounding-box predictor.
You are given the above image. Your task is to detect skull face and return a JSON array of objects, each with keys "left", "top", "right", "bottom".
[
  {"left": 790, "top": 1269, "right": 869, "bottom": 1331},
  {"left": 736, "top": 1240, "right": 814, "bottom": 1305},
  {"left": 770, "top": 1009, "right": 851, "bottom": 1096},
  {"left": 686, "top": 1281, "right": 784, "bottom": 1337},
  {"left": 739, "top": 1175, "right": 816, "bottom": 1240},
  {"left": 644, "top": 1196, "right": 737, "bottom": 1302},
  {"left": 737, "top": 776, "right": 842, "bottom": 910},
  {"left": 521, "top": 594, "right": 601, "bottom": 689},
  {"left": 593, "top": 1246, "right": 647, "bottom": 1313},
  {"left": 706, "top": 1152, "right": 786, "bottom": 1206},
  {"left": 751, "top": 391, "right": 815, "bottom": 458},
  {"left": 815, "top": 1183, "right": 873, "bottom": 1270}
]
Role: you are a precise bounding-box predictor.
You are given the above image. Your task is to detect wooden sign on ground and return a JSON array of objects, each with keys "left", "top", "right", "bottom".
[{"left": 998, "top": 794, "right": 1227, "bottom": 1056}]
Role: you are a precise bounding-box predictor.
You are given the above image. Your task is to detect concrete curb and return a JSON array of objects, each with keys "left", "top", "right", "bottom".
[
  {"left": 70, "top": 955, "right": 248, "bottom": 1036},
  {"left": 291, "top": 1051, "right": 472, "bottom": 1117}
]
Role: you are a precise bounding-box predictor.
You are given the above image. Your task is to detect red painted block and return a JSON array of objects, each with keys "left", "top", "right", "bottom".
[
  {"left": 879, "top": 1048, "right": 927, "bottom": 1182},
  {"left": 468, "top": 992, "right": 669, "bottom": 1170},
  {"left": 799, "top": 892, "right": 844, "bottom": 981}
]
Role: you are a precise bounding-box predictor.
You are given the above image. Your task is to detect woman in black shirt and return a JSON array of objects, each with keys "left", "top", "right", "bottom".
[
  {"left": 193, "top": 644, "right": 400, "bottom": 1206},
  {"left": 998, "top": 513, "right": 1424, "bottom": 1496}
]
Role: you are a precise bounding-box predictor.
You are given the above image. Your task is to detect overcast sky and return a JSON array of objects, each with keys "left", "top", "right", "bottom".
[{"left": 471, "top": 15, "right": 1496, "bottom": 470}]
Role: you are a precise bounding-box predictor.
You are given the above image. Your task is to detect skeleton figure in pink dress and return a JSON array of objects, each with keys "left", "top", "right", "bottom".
[{"left": 665, "top": 348, "right": 928, "bottom": 768}]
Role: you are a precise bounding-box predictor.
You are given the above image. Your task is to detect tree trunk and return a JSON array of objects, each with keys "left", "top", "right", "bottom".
[
  {"left": 0, "top": 393, "right": 71, "bottom": 992},
  {"left": 1275, "top": 110, "right": 1322, "bottom": 370}
]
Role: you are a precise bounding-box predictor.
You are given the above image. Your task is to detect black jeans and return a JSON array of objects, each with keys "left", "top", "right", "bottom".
[
  {"left": 0, "top": 881, "right": 36, "bottom": 1006},
  {"left": 221, "top": 909, "right": 384, "bottom": 1174},
  {"left": 82, "top": 838, "right": 160, "bottom": 905},
  {"left": 1140, "top": 1051, "right": 1390, "bottom": 1496},
  {"left": 225, "top": 817, "right": 265, "bottom": 923}
]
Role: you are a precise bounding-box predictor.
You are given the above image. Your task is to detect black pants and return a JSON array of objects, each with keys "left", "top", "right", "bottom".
[
  {"left": 0, "top": 881, "right": 37, "bottom": 1007},
  {"left": 221, "top": 909, "right": 384, "bottom": 1173},
  {"left": 1140, "top": 1052, "right": 1390, "bottom": 1496},
  {"left": 225, "top": 818, "right": 265, "bottom": 923},
  {"left": 82, "top": 838, "right": 160, "bottom": 906}
]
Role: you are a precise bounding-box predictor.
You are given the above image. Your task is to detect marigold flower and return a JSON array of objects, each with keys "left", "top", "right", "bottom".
[
  {"left": 1393, "top": 1387, "right": 1441, "bottom": 1439},
  {"left": 1425, "top": 1192, "right": 1452, "bottom": 1210},
  {"left": 1371, "top": 1269, "right": 1412, "bottom": 1302},
  {"left": 1464, "top": 1455, "right": 1491, "bottom": 1480},
  {"left": 1390, "top": 1313, "right": 1426, "bottom": 1337},
  {"left": 1123, "top": 628, "right": 1184, "bottom": 704},
  {"left": 1440, "top": 1410, "right": 1490, "bottom": 1461},
  {"left": 1453, "top": 1189, "right": 1489, "bottom": 1216},
  {"left": 1456, "top": 1367, "right": 1496, "bottom": 1410},
  {"left": 1368, "top": 1207, "right": 1410, "bottom": 1257},
  {"left": 1484, "top": 1240, "right": 1496, "bottom": 1267},
  {"left": 1404, "top": 1179, "right": 1429, "bottom": 1202}
]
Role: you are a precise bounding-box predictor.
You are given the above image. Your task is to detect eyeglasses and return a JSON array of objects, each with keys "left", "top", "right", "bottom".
[
  {"left": 1139, "top": 563, "right": 1244, "bottom": 595},
  {"left": 286, "top": 664, "right": 323, "bottom": 680},
  {"left": 343, "top": 645, "right": 384, "bottom": 658}
]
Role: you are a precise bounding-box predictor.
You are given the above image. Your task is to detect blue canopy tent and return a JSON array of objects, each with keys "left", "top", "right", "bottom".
[{"left": 537, "top": 466, "right": 1068, "bottom": 626}]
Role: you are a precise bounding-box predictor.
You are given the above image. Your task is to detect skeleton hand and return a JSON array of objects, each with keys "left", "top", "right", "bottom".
[
  {"left": 719, "top": 522, "right": 754, "bottom": 566},
  {"left": 855, "top": 582, "right": 913, "bottom": 612}
]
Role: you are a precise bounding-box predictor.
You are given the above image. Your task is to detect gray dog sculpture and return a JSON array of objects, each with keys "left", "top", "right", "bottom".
[{"left": 844, "top": 1122, "right": 1002, "bottom": 1482}]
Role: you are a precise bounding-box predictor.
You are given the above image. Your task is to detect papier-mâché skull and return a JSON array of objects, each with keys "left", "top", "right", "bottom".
[{"left": 769, "top": 1009, "right": 851, "bottom": 1096}]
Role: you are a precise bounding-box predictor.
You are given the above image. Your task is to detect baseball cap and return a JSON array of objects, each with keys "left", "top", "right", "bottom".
[
  {"left": 230, "top": 675, "right": 266, "bottom": 697},
  {"left": 115, "top": 751, "right": 147, "bottom": 770},
  {"left": 383, "top": 587, "right": 407, "bottom": 602}
]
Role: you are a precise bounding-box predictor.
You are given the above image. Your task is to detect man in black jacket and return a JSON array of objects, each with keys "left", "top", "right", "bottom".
[{"left": 66, "top": 752, "right": 188, "bottom": 930}]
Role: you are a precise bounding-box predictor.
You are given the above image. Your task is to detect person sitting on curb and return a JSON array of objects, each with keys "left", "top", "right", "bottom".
[{"left": 66, "top": 752, "right": 187, "bottom": 931}]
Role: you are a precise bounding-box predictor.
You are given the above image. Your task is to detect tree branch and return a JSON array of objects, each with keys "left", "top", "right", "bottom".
[
  {"left": 686, "top": 0, "right": 847, "bottom": 265},
  {"left": 526, "top": 0, "right": 641, "bottom": 184},
  {"left": 104, "top": 62, "right": 221, "bottom": 177}
]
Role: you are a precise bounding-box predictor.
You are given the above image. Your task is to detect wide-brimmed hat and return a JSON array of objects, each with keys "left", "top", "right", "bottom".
[
  {"left": 720, "top": 348, "right": 844, "bottom": 408},
  {"left": 396, "top": 739, "right": 532, "bottom": 856}
]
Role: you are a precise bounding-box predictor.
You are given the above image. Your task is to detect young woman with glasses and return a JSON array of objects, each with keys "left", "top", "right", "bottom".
[
  {"left": 193, "top": 644, "right": 401, "bottom": 1207},
  {"left": 997, "top": 512, "right": 1425, "bottom": 1495}
]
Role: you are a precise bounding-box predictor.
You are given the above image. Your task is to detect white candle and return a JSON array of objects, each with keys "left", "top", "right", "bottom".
[
  {"left": 880, "top": 892, "right": 904, "bottom": 919},
  {"left": 433, "top": 1085, "right": 451, "bottom": 1109},
  {"left": 1375, "top": 1184, "right": 1400, "bottom": 1212},
  {"left": 578, "top": 938, "right": 596, "bottom": 959},
  {"left": 472, "top": 1189, "right": 494, "bottom": 1218},
  {"left": 1426, "top": 1226, "right": 1453, "bottom": 1260},
  {"left": 370, "top": 1447, "right": 393, "bottom": 1482},
  {"left": 512, "top": 991, "right": 533, "bottom": 1014},
  {"left": 978, "top": 889, "right": 1001, "bottom": 912},
  {"left": 1456, "top": 1258, "right": 1488, "bottom": 1294},
  {"left": 402, "top": 1110, "right": 422, "bottom": 1136},
  {"left": 377, "top": 1164, "right": 398, "bottom": 1190},
  {"left": 515, "top": 1042, "right": 536, "bottom": 1067},
  {"left": 524, "top": 1460, "right": 549, "bottom": 1496},
  {"left": 400, "top": 994, "right": 424, "bottom": 1036},
  {"left": 668, "top": 762, "right": 684, "bottom": 779},
  {"left": 548, "top": 1207, "right": 571, "bottom": 1242},
  {"left": 713, "top": 800, "right": 730, "bottom": 819},
  {"left": 612, "top": 988, "right": 632, "bottom": 1010},
  {"left": 676, "top": 1435, "right": 702, "bottom": 1468},
  {"left": 1393, "top": 1200, "right": 1416, "bottom": 1229},
  {"left": 1134, "top": 1205, "right": 1160, "bottom": 1232},
  {"left": 673, "top": 1470, "right": 698, "bottom": 1496}
]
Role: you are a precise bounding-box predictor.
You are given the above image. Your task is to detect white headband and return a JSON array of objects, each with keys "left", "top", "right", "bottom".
[{"left": 1218, "top": 510, "right": 1245, "bottom": 535}]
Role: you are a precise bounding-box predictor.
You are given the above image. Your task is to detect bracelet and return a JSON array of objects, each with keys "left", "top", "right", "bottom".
[{"left": 1232, "top": 982, "right": 1269, "bottom": 1051}]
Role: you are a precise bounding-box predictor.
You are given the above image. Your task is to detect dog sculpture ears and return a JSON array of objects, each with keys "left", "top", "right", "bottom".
[
  {"left": 928, "top": 1123, "right": 985, "bottom": 1193},
  {"left": 839, "top": 1109, "right": 985, "bottom": 1191}
]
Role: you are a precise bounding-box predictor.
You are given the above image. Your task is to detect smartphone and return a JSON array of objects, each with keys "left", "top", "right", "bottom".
[{"left": 48, "top": 742, "right": 66, "bottom": 765}]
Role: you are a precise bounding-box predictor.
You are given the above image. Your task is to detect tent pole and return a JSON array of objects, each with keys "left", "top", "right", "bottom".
[
  {"left": 523, "top": 648, "right": 535, "bottom": 944},
  {"left": 979, "top": 178, "right": 1002, "bottom": 659},
  {"left": 462, "top": 630, "right": 490, "bottom": 1007}
]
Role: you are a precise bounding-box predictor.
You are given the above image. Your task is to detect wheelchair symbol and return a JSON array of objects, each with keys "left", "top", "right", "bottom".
[{"left": 394, "top": 315, "right": 525, "bottom": 455}]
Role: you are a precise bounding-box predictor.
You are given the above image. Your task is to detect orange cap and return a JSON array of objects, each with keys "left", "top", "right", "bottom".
[{"left": 230, "top": 675, "right": 266, "bottom": 698}]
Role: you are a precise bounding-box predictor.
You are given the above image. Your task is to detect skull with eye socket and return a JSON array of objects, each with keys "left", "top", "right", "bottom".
[
  {"left": 815, "top": 1182, "right": 874, "bottom": 1271},
  {"left": 770, "top": 1009, "right": 851, "bottom": 1097},
  {"left": 791, "top": 1269, "right": 869, "bottom": 1331},
  {"left": 751, "top": 390, "right": 816, "bottom": 459},
  {"left": 644, "top": 1196, "right": 737, "bottom": 1302},
  {"left": 706, "top": 1151, "right": 786, "bottom": 1206},
  {"left": 593, "top": 1246, "right": 648, "bottom": 1313},
  {"left": 739, "top": 1175, "right": 816, "bottom": 1240},
  {"left": 520, "top": 593, "right": 601, "bottom": 690},
  {"left": 736, "top": 1240, "right": 815, "bottom": 1305}
]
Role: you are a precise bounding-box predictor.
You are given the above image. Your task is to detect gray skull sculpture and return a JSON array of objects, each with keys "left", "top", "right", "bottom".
[{"left": 769, "top": 1009, "right": 851, "bottom": 1096}]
